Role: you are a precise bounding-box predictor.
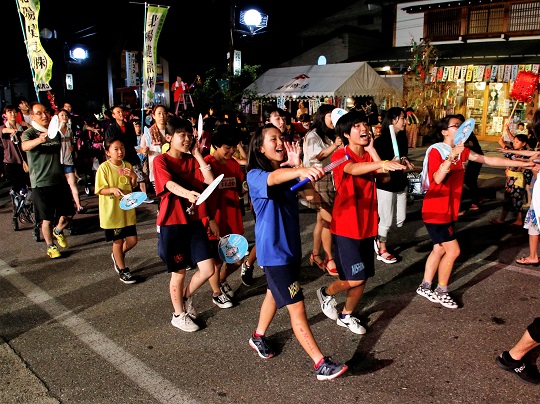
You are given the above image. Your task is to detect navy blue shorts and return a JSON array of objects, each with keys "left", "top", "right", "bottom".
[
  {"left": 63, "top": 164, "right": 75, "bottom": 174},
  {"left": 208, "top": 239, "right": 221, "bottom": 261},
  {"left": 33, "top": 184, "right": 75, "bottom": 223},
  {"left": 104, "top": 224, "right": 137, "bottom": 242},
  {"left": 332, "top": 234, "right": 375, "bottom": 281},
  {"left": 158, "top": 221, "right": 213, "bottom": 273},
  {"left": 263, "top": 263, "right": 304, "bottom": 309},
  {"left": 425, "top": 222, "right": 456, "bottom": 245}
]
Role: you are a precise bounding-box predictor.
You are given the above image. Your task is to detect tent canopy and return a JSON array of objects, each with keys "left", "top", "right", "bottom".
[{"left": 246, "top": 62, "right": 400, "bottom": 100}]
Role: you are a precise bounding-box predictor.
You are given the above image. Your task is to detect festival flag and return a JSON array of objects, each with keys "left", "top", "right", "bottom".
[
  {"left": 466, "top": 65, "right": 474, "bottom": 82},
  {"left": 490, "top": 65, "right": 498, "bottom": 82},
  {"left": 477, "top": 66, "right": 485, "bottom": 82},
  {"left": 453, "top": 66, "right": 460, "bottom": 81},
  {"left": 17, "top": 0, "right": 53, "bottom": 92},
  {"left": 142, "top": 5, "right": 168, "bottom": 108}
]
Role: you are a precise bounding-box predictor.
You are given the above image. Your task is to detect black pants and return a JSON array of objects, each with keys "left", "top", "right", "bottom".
[{"left": 464, "top": 161, "right": 482, "bottom": 205}]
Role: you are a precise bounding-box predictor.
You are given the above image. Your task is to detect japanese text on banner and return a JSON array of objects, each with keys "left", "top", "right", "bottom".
[
  {"left": 142, "top": 6, "right": 168, "bottom": 109},
  {"left": 17, "top": 0, "right": 53, "bottom": 91}
]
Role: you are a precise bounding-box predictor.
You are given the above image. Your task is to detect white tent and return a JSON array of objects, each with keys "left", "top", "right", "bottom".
[{"left": 245, "top": 62, "right": 400, "bottom": 101}]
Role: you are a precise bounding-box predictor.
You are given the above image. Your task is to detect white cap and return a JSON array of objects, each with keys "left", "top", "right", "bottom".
[{"left": 331, "top": 108, "right": 348, "bottom": 127}]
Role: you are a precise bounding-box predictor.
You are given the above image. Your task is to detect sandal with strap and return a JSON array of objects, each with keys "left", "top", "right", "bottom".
[
  {"left": 323, "top": 258, "right": 339, "bottom": 276},
  {"left": 376, "top": 249, "right": 397, "bottom": 264},
  {"left": 310, "top": 252, "right": 325, "bottom": 272}
]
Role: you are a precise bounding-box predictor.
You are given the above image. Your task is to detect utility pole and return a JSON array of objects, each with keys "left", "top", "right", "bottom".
[{"left": 229, "top": 1, "right": 235, "bottom": 73}]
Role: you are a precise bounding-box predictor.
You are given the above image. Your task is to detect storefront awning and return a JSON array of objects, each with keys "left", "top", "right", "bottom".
[{"left": 245, "top": 62, "right": 400, "bottom": 100}]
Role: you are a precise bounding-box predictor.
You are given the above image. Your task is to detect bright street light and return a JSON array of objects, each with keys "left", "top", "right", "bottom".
[
  {"left": 69, "top": 46, "right": 88, "bottom": 61},
  {"left": 238, "top": 9, "right": 268, "bottom": 36}
]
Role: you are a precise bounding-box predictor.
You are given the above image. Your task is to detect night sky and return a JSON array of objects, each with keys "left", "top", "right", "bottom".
[{"left": 2, "top": 0, "right": 351, "bottom": 93}]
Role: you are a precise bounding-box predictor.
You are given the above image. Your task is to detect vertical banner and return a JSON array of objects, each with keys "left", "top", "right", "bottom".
[
  {"left": 233, "top": 50, "right": 242, "bottom": 76},
  {"left": 484, "top": 66, "right": 492, "bottom": 82},
  {"left": 503, "top": 65, "right": 512, "bottom": 82},
  {"left": 125, "top": 51, "right": 138, "bottom": 87},
  {"left": 497, "top": 65, "right": 505, "bottom": 82},
  {"left": 447, "top": 66, "right": 455, "bottom": 82},
  {"left": 490, "top": 65, "right": 498, "bottom": 82},
  {"left": 511, "top": 65, "right": 519, "bottom": 81},
  {"left": 476, "top": 66, "right": 485, "bottom": 82},
  {"left": 17, "top": 0, "right": 53, "bottom": 92},
  {"left": 465, "top": 65, "right": 474, "bottom": 82},
  {"left": 453, "top": 66, "right": 461, "bottom": 81},
  {"left": 142, "top": 5, "right": 168, "bottom": 109},
  {"left": 460, "top": 66, "right": 467, "bottom": 80}
]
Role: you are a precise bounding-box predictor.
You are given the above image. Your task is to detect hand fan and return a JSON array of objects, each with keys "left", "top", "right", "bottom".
[
  {"left": 48, "top": 114, "right": 59, "bottom": 139},
  {"left": 119, "top": 191, "right": 147, "bottom": 210},
  {"left": 218, "top": 234, "right": 249, "bottom": 264},
  {"left": 453, "top": 118, "right": 475, "bottom": 145},
  {"left": 186, "top": 173, "right": 224, "bottom": 215}
]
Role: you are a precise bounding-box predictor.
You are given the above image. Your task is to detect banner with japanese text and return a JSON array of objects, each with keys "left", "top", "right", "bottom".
[
  {"left": 17, "top": 0, "right": 53, "bottom": 91},
  {"left": 429, "top": 64, "right": 540, "bottom": 84},
  {"left": 142, "top": 5, "right": 168, "bottom": 108}
]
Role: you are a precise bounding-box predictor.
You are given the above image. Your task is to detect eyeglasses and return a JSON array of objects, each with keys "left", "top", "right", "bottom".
[
  {"left": 32, "top": 110, "right": 51, "bottom": 116},
  {"left": 448, "top": 124, "right": 461, "bottom": 129}
]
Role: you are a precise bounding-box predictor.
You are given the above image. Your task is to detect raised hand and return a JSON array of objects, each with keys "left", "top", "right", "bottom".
[{"left": 281, "top": 141, "right": 302, "bottom": 167}]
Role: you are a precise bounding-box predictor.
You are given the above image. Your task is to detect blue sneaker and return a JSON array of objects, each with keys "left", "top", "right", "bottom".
[
  {"left": 314, "top": 357, "right": 348, "bottom": 380},
  {"left": 249, "top": 333, "right": 275, "bottom": 359}
]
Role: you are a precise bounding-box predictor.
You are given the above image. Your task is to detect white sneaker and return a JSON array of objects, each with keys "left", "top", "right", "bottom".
[
  {"left": 220, "top": 281, "right": 234, "bottom": 299},
  {"left": 416, "top": 285, "right": 439, "bottom": 303},
  {"left": 184, "top": 296, "right": 197, "bottom": 319},
  {"left": 316, "top": 287, "right": 338, "bottom": 320},
  {"left": 171, "top": 312, "right": 199, "bottom": 332},
  {"left": 336, "top": 314, "right": 366, "bottom": 335},
  {"left": 212, "top": 293, "right": 233, "bottom": 309},
  {"left": 434, "top": 290, "right": 458, "bottom": 309}
]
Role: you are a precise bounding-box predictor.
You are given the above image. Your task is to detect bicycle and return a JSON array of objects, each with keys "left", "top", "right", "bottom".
[{"left": 10, "top": 186, "right": 40, "bottom": 242}]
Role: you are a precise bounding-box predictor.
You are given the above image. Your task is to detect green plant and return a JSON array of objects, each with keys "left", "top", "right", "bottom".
[{"left": 192, "top": 65, "right": 260, "bottom": 116}]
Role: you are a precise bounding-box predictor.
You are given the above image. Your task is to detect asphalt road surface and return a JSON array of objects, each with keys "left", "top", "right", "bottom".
[{"left": 1, "top": 146, "right": 539, "bottom": 403}]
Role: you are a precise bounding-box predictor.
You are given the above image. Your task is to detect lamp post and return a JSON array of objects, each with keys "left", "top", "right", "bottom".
[{"left": 229, "top": 3, "right": 268, "bottom": 75}]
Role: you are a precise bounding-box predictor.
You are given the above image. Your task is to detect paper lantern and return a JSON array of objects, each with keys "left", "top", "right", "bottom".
[{"left": 510, "top": 71, "right": 539, "bottom": 103}]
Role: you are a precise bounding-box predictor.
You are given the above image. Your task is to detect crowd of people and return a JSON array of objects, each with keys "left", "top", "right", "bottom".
[{"left": 1, "top": 96, "right": 539, "bottom": 383}]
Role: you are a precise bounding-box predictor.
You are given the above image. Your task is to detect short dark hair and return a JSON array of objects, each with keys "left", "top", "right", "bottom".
[
  {"left": 104, "top": 135, "right": 124, "bottom": 150},
  {"left": 166, "top": 116, "right": 193, "bottom": 136},
  {"left": 212, "top": 124, "right": 240, "bottom": 148}
]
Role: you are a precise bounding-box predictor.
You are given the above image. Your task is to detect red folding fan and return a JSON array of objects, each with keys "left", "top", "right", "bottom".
[{"left": 509, "top": 71, "right": 539, "bottom": 120}]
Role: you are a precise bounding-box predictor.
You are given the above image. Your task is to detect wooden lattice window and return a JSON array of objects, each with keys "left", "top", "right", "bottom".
[
  {"left": 468, "top": 4, "right": 504, "bottom": 34},
  {"left": 425, "top": 9, "right": 461, "bottom": 38},
  {"left": 509, "top": 1, "right": 540, "bottom": 31}
]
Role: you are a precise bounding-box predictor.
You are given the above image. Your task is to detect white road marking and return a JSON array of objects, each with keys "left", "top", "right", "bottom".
[{"left": 0, "top": 260, "right": 199, "bottom": 404}]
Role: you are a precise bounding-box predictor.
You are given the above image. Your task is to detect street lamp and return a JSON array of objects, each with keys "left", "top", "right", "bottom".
[
  {"left": 69, "top": 46, "right": 88, "bottom": 61},
  {"left": 229, "top": 4, "right": 268, "bottom": 75},
  {"left": 238, "top": 9, "right": 268, "bottom": 36}
]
